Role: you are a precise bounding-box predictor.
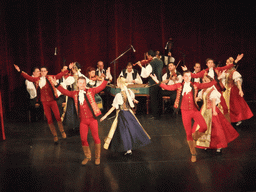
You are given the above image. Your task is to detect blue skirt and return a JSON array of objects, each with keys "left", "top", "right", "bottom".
[{"left": 109, "top": 110, "right": 151, "bottom": 152}]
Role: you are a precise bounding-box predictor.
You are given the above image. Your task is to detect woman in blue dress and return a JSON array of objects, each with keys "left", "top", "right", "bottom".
[{"left": 100, "top": 77, "right": 151, "bottom": 155}]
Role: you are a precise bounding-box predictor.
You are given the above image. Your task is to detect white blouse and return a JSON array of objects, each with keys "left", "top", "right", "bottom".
[
  {"left": 112, "top": 89, "right": 135, "bottom": 109},
  {"left": 198, "top": 86, "right": 221, "bottom": 105}
]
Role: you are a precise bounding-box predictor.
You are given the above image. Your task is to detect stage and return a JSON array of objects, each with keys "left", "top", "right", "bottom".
[{"left": 0, "top": 102, "right": 255, "bottom": 192}]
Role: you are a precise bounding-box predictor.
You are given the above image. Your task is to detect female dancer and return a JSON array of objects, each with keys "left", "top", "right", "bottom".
[
  {"left": 100, "top": 77, "right": 151, "bottom": 155},
  {"left": 193, "top": 75, "right": 239, "bottom": 153},
  {"left": 220, "top": 57, "right": 253, "bottom": 125}
]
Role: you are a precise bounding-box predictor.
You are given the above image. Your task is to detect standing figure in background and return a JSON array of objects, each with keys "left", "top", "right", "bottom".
[
  {"left": 62, "top": 62, "right": 87, "bottom": 135},
  {"left": 138, "top": 50, "right": 163, "bottom": 120},
  {"left": 191, "top": 63, "right": 202, "bottom": 83},
  {"left": 193, "top": 75, "right": 239, "bottom": 153},
  {"left": 119, "top": 62, "right": 143, "bottom": 85},
  {"left": 220, "top": 57, "right": 253, "bottom": 126},
  {"left": 14, "top": 63, "right": 73, "bottom": 143},
  {"left": 54, "top": 68, "right": 111, "bottom": 165},
  {"left": 150, "top": 70, "right": 217, "bottom": 162},
  {"left": 25, "top": 67, "right": 43, "bottom": 122},
  {"left": 101, "top": 77, "right": 151, "bottom": 155}
]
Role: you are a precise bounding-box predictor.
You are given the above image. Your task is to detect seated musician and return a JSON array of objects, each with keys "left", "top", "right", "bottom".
[
  {"left": 119, "top": 62, "right": 143, "bottom": 85},
  {"left": 162, "top": 62, "right": 182, "bottom": 112},
  {"left": 96, "top": 61, "right": 113, "bottom": 86}
]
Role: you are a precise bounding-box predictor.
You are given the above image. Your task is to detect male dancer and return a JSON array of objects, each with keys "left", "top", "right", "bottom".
[
  {"left": 54, "top": 68, "right": 110, "bottom": 165},
  {"left": 150, "top": 70, "right": 217, "bottom": 162},
  {"left": 14, "top": 63, "right": 73, "bottom": 143}
]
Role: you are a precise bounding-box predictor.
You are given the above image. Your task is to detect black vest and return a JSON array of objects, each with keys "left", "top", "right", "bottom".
[
  {"left": 122, "top": 69, "right": 138, "bottom": 80},
  {"left": 148, "top": 58, "right": 163, "bottom": 86}
]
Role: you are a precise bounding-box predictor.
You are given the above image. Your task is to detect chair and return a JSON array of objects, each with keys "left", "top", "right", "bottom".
[{"left": 162, "top": 96, "right": 171, "bottom": 114}]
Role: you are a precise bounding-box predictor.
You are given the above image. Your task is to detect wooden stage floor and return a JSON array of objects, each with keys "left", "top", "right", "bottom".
[{"left": 0, "top": 102, "right": 256, "bottom": 192}]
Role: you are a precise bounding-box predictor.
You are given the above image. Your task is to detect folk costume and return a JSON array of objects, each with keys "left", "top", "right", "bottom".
[
  {"left": 193, "top": 86, "right": 239, "bottom": 150},
  {"left": 221, "top": 68, "right": 253, "bottom": 123},
  {"left": 190, "top": 63, "right": 235, "bottom": 115},
  {"left": 104, "top": 88, "right": 151, "bottom": 153},
  {"left": 56, "top": 80, "right": 108, "bottom": 165},
  {"left": 159, "top": 79, "right": 217, "bottom": 161},
  {"left": 20, "top": 70, "right": 68, "bottom": 143}
]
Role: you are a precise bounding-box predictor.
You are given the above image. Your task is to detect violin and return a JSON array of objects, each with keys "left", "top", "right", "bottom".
[{"left": 133, "top": 58, "right": 153, "bottom": 66}]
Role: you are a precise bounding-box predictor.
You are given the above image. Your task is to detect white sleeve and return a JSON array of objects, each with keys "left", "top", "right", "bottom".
[
  {"left": 197, "top": 90, "right": 203, "bottom": 100},
  {"left": 112, "top": 93, "right": 123, "bottom": 109},
  {"left": 140, "top": 65, "right": 152, "bottom": 78},
  {"left": 25, "top": 80, "right": 37, "bottom": 99},
  {"left": 176, "top": 75, "right": 183, "bottom": 83},
  {"left": 209, "top": 89, "right": 221, "bottom": 105},
  {"left": 135, "top": 73, "right": 143, "bottom": 84},
  {"left": 162, "top": 73, "right": 167, "bottom": 81},
  {"left": 233, "top": 71, "right": 242, "bottom": 85},
  {"left": 65, "top": 76, "right": 75, "bottom": 85},
  {"left": 128, "top": 89, "right": 135, "bottom": 100}
]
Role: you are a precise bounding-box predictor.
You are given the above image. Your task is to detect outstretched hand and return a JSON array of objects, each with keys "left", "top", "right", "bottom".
[
  {"left": 14, "top": 64, "right": 21, "bottom": 72},
  {"left": 149, "top": 74, "right": 159, "bottom": 84},
  {"left": 100, "top": 116, "right": 106, "bottom": 122},
  {"left": 235, "top": 53, "right": 244, "bottom": 63},
  {"left": 181, "top": 65, "right": 187, "bottom": 71}
]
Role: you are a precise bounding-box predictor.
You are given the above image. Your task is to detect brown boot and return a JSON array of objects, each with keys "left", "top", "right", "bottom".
[
  {"left": 81, "top": 146, "right": 91, "bottom": 165},
  {"left": 57, "top": 121, "right": 66, "bottom": 139},
  {"left": 187, "top": 140, "right": 197, "bottom": 163},
  {"left": 48, "top": 123, "right": 58, "bottom": 143},
  {"left": 192, "top": 130, "right": 204, "bottom": 141},
  {"left": 95, "top": 143, "right": 101, "bottom": 165}
]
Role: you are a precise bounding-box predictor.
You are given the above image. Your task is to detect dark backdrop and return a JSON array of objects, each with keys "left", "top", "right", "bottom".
[{"left": 0, "top": 0, "right": 255, "bottom": 119}]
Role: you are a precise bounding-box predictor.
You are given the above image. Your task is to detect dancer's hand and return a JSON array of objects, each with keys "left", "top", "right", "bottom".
[
  {"left": 133, "top": 99, "right": 139, "bottom": 104},
  {"left": 149, "top": 74, "right": 159, "bottom": 84},
  {"left": 181, "top": 65, "right": 187, "bottom": 71},
  {"left": 213, "top": 111, "right": 218, "bottom": 116},
  {"left": 100, "top": 116, "right": 106, "bottom": 122},
  {"left": 239, "top": 90, "right": 244, "bottom": 97},
  {"left": 235, "top": 53, "right": 244, "bottom": 63},
  {"left": 14, "top": 64, "right": 21, "bottom": 72}
]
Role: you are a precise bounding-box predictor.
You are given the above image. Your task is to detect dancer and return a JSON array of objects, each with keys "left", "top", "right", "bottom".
[
  {"left": 220, "top": 57, "right": 253, "bottom": 125},
  {"left": 193, "top": 75, "right": 239, "bottom": 153},
  {"left": 150, "top": 71, "right": 217, "bottom": 162},
  {"left": 100, "top": 77, "right": 151, "bottom": 155},
  {"left": 14, "top": 63, "right": 73, "bottom": 143},
  {"left": 54, "top": 68, "right": 111, "bottom": 165}
]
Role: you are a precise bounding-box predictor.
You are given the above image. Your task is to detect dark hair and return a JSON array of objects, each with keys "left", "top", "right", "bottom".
[
  {"left": 147, "top": 50, "right": 156, "bottom": 57},
  {"left": 183, "top": 70, "right": 191, "bottom": 75},
  {"left": 86, "top": 67, "right": 96, "bottom": 78},
  {"left": 31, "top": 67, "right": 40, "bottom": 74},
  {"left": 205, "top": 58, "right": 214, "bottom": 64},
  {"left": 74, "top": 62, "right": 81, "bottom": 69},
  {"left": 40, "top": 66, "right": 48, "bottom": 71}
]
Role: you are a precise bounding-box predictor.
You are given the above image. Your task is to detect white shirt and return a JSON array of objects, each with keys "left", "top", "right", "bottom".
[
  {"left": 96, "top": 68, "right": 113, "bottom": 86},
  {"left": 182, "top": 82, "right": 192, "bottom": 96},
  {"left": 162, "top": 70, "right": 182, "bottom": 85},
  {"left": 193, "top": 71, "right": 201, "bottom": 83},
  {"left": 163, "top": 56, "right": 175, "bottom": 65},
  {"left": 119, "top": 69, "right": 143, "bottom": 84},
  {"left": 25, "top": 76, "right": 37, "bottom": 99},
  {"left": 219, "top": 70, "right": 242, "bottom": 87}
]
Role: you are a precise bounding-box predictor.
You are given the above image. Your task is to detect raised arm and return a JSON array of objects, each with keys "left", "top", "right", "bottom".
[
  {"left": 216, "top": 63, "right": 234, "bottom": 72},
  {"left": 197, "top": 80, "right": 217, "bottom": 90},
  {"left": 100, "top": 106, "right": 116, "bottom": 122},
  {"left": 14, "top": 64, "right": 40, "bottom": 82}
]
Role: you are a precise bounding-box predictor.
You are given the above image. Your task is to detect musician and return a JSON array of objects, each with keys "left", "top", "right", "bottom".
[
  {"left": 14, "top": 63, "right": 74, "bottom": 143},
  {"left": 95, "top": 61, "right": 112, "bottom": 86},
  {"left": 162, "top": 62, "right": 182, "bottom": 111},
  {"left": 119, "top": 62, "right": 143, "bottom": 84},
  {"left": 86, "top": 67, "right": 97, "bottom": 88},
  {"left": 163, "top": 51, "right": 175, "bottom": 66},
  {"left": 191, "top": 63, "right": 202, "bottom": 83},
  {"left": 25, "top": 67, "right": 43, "bottom": 122},
  {"left": 138, "top": 50, "right": 163, "bottom": 120}
]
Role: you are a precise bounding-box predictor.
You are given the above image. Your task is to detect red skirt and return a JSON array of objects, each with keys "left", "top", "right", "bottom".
[
  {"left": 195, "top": 107, "right": 239, "bottom": 149},
  {"left": 229, "top": 86, "right": 253, "bottom": 123}
]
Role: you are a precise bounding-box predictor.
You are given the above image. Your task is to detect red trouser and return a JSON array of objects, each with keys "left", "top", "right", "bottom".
[
  {"left": 42, "top": 101, "right": 61, "bottom": 124},
  {"left": 80, "top": 117, "right": 101, "bottom": 146},
  {"left": 181, "top": 109, "right": 207, "bottom": 141}
]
